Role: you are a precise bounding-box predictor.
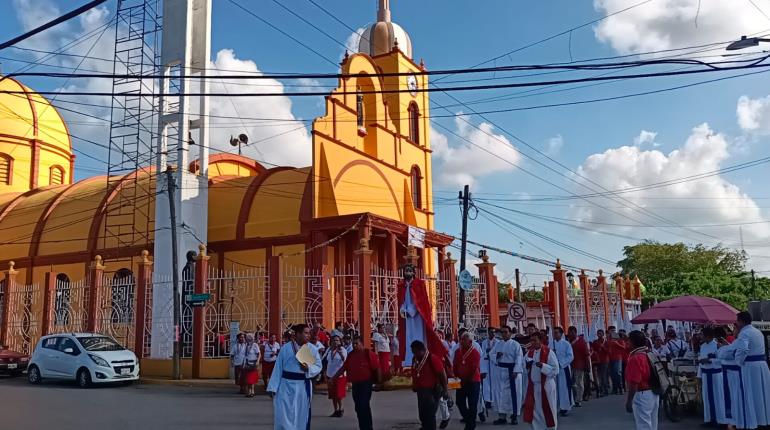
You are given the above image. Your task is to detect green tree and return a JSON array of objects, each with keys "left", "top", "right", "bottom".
[{"left": 618, "top": 241, "right": 767, "bottom": 310}]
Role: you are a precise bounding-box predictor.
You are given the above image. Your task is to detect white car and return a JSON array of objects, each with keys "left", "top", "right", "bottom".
[{"left": 27, "top": 333, "right": 140, "bottom": 387}]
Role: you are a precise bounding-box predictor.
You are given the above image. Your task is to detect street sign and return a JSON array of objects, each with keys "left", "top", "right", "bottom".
[
  {"left": 185, "top": 293, "right": 211, "bottom": 305},
  {"left": 458, "top": 269, "right": 473, "bottom": 291},
  {"left": 508, "top": 303, "right": 526, "bottom": 321}
]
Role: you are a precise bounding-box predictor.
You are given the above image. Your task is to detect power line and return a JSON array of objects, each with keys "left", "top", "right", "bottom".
[{"left": 0, "top": 0, "right": 109, "bottom": 51}]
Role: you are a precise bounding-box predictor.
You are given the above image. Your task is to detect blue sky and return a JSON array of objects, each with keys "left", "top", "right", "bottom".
[{"left": 3, "top": 0, "right": 770, "bottom": 286}]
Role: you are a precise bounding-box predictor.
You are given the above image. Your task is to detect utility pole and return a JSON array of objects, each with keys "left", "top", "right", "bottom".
[
  {"left": 752, "top": 269, "right": 757, "bottom": 301},
  {"left": 165, "top": 166, "right": 182, "bottom": 380},
  {"left": 515, "top": 268, "right": 522, "bottom": 303},
  {"left": 458, "top": 185, "right": 470, "bottom": 326}
]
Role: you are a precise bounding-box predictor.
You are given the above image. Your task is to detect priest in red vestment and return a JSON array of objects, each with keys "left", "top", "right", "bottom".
[{"left": 397, "top": 264, "right": 447, "bottom": 365}]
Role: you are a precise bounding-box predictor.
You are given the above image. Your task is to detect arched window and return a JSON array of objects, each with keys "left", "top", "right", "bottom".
[
  {"left": 411, "top": 165, "right": 422, "bottom": 210},
  {"left": 356, "top": 89, "right": 365, "bottom": 130},
  {"left": 49, "top": 165, "right": 64, "bottom": 186},
  {"left": 0, "top": 153, "right": 13, "bottom": 185},
  {"left": 408, "top": 102, "right": 420, "bottom": 144},
  {"left": 54, "top": 273, "right": 71, "bottom": 326},
  {"left": 111, "top": 269, "right": 135, "bottom": 324}
]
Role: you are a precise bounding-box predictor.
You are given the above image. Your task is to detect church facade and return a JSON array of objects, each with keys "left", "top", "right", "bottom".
[{"left": 0, "top": 2, "right": 503, "bottom": 376}]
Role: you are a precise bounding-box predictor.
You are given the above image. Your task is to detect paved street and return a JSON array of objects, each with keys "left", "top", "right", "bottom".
[{"left": 0, "top": 376, "right": 698, "bottom": 429}]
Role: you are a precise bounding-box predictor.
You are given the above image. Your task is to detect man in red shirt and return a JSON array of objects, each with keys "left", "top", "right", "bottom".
[
  {"left": 567, "top": 326, "right": 590, "bottom": 407},
  {"left": 625, "top": 330, "right": 659, "bottom": 430},
  {"left": 337, "top": 336, "right": 381, "bottom": 430},
  {"left": 592, "top": 329, "right": 611, "bottom": 397},
  {"left": 608, "top": 326, "right": 627, "bottom": 395},
  {"left": 453, "top": 332, "right": 481, "bottom": 430},
  {"left": 411, "top": 340, "right": 449, "bottom": 430}
]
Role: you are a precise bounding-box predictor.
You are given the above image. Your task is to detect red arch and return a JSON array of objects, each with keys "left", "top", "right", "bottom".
[{"left": 332, "top": 159, "right": 402, "bottom": 220}]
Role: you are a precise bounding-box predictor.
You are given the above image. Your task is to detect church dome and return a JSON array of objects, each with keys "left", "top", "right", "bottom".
[
  {"left": 0, "top": 76, "right": 74, "bottom": 193},
  {"left": 357, "top": 0, "right": 413, "bottom": 58}
]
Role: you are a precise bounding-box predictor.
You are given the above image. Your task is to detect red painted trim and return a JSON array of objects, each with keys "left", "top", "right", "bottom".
[
  {"left": 331, "top": 159, "right": 402, "bottom": 220},
  {"left": 0, "top": 192, "right": 28, "bottom": 224},
  {"left": 29, "top": 177, "right": 101, "bottom": 261},
  {"left": 0, "top": 134, "right": 73, "bottom": 159},
  {"left": 0, "top": 243, "right": 152, "bottom": 270},
  {"left": 29, "top": 139, "right": 39, "bottom": 189},
  {"left": 313, "top": 129, "right": 412, "bottom": 176},
  {"left": 86, "top": 167, "right": 154, "bottom": 254},
  {"left": 235, "top": 167, "right": 295, "bottom": 240},
  {"left": 208, "top": 234, "right": 307, "bottom": 254},
  {"left": 189, "top": 153, "right": 267, "bottom": 175},
  {"left": 48, "top": 164, "right": 65, "bottom": 186}
]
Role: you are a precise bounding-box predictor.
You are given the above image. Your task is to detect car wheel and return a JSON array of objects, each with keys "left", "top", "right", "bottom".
[
  {"left": 77, "top": 368, "right": 92, "bottom": 388},
  {"left": 27, "top": 365, "right": 41, "bottom": 385}
]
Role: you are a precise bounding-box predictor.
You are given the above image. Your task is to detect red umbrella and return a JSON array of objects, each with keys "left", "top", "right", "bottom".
[{"left": 631, "top": 295, "right": 738, "bottom": 324}]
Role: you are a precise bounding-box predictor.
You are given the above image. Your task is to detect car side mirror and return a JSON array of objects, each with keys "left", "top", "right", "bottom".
[{"left": 64, "top": 348, "right": 74, "bottom": 354}]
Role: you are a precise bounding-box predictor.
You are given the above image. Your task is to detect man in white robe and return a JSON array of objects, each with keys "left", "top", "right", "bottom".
[
  {"left": 698, "top": 327, "right": 725, "bottom": 426},
  {"left": 490, "top": 325, "right": 523, "bottom": 425},
  {"left": 550, "top": 326, "right": 574, "bottom": 416},
  {"left": 717, "top": 334, "right": 739, "bottom": 428},
  {"left": 735, "top": 311, "right": 770, "bottom": 430},
  {"left": 267, "top": 324, "right": 323, "bottom": 430},
  {"left": 480, "top": 327, "right": 498, "bottom": 421},
  {"left": 523, "top": 332, "right": 559, "bottom": 430}
]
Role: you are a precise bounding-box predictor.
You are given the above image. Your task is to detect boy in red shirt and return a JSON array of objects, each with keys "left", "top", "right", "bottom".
[
  {"left": 592, "top": 329, "right": 611, "bottom": 397},
  {"left": 453, "top": 332, "right": 481, "bottom": 430},
  {"left": 625, "top": 330, "right": 659, "bottom": 430},
  {"left": 411, "top": 340, "right": 449, "bottom": 430},
  {"left": 337, "top": 336, "right": 381, "bottom": 430}
]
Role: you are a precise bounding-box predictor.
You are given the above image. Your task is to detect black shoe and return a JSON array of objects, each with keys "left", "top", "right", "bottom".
[
  {"left": 511, "top": 415, "right": 518, "bottom": 425},
  {"left": 493, "top": 418, "right": 507, "bottom": 425},
  {"left": 439, "top": 419, "right": 450, "bottom": 429},
  {"left": 478, "top": 412, "right": 486, "bottom": 422},
  {"left": 485, "top": 401, "right": 492, "bottom": 409},
  {"left": 574, "top": 401, "right": 582, "bottom": 407},
  {"left": 559, "top": 410, "right": 568, "bottom": 417}
]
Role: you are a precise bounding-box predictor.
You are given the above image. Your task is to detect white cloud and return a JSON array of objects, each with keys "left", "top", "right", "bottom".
[
  {"left": 736, "top": 94, "right": 770, "bottom": 134},
  {"left": 431, "top": 117, "right": 520, "bottom": 188},
  {"left": 633, "top": 130, "right": 658, "bottom": 147},
  {"left": 12, "top": 0, "right": 311, "bottom": 169},
  {"left": 344, "top": 28, "right": 365, "bottom": 54},
  {"left": 594, "top": 0, "right": 768, "bottom": 54},
  {"left": 545, "top": 134, "right": 564, "bottom": 156},
  {"left": 572, "top": 123, "right": 770, "bottom": 244},
  {"left": 206, "top": 49, "right": 311, "bottom": 166}
]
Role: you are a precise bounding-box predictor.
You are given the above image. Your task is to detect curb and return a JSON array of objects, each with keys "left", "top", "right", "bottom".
[{"left": 139, "top": 377, "right": 415, "bottom": 391}]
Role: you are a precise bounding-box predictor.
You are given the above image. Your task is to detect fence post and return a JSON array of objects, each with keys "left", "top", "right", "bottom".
[
  {"left": 598, "top": 270, "right": 609, "bottom": 327},
  {"left": 0, "top": 262, "right": 19, "bottom": 346},
  {"left": 633, "top": 275, "right": 642, "bottom": 300},
  {"left": 616, "top": 274, "right": 626, "bottom": 321},
  {"left": 476, "top": 252, "right": 499, "bottom": 328},
  {"left": 551, "top": 260, "right": 569, "bottom": 329},
  {"left": 268, "top": 255, "right": 283, "bottom": 336},
  {"left": 192, "top": 244, "right": 210, "bottom": 379},
  {"left": 579, "top": 269, "right": 591, "bottom": 333},
  {"left": 41, "top": 272, "right": 56, "bottom": 336},
  {"left": 86, "top": 255, "right": 105, "bottom": 333},
  {"left": 134, "top": 250, "right": 152, "bottom": 358},
  {"left": 356, "top": 238, "right": 373, "bottom": 347},
  {"left": 443, "top": 252, "right": 459, "bottom": 338}
]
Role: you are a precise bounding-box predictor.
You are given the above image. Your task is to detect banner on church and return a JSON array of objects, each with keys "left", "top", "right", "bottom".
[{"left": 408, "top": 226, "right": 425, "bottom": 248}]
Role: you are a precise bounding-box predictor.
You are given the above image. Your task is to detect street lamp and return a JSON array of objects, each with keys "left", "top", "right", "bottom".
[{"left": 726, "top": 35, "right": 770, "bottom": 51}]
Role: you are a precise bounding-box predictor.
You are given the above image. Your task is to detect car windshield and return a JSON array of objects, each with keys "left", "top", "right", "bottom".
[{"left": 76, "top": 336, "right": 125, "bottom": 352}]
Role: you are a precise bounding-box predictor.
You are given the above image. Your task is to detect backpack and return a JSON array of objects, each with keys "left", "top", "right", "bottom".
[{"left": 645, "top": 351, "right": 670, "bottom": 396}]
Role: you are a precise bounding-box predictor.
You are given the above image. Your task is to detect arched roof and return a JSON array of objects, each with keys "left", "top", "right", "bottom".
[
  {"left": 0, "top": 76, "right": 72, "bottom": 155},
  {"left": 0, "top": 160, "right": 312, "bottom": 263}
]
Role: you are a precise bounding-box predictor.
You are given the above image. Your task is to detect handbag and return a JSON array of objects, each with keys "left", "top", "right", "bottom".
[{"left": 244, "top": 344, "right": 258, "bottom": 370}]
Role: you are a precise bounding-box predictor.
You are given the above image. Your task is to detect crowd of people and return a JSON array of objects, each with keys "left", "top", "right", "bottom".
[{"left": 228, "top": 311, "right": 770, "bottom": 430}]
